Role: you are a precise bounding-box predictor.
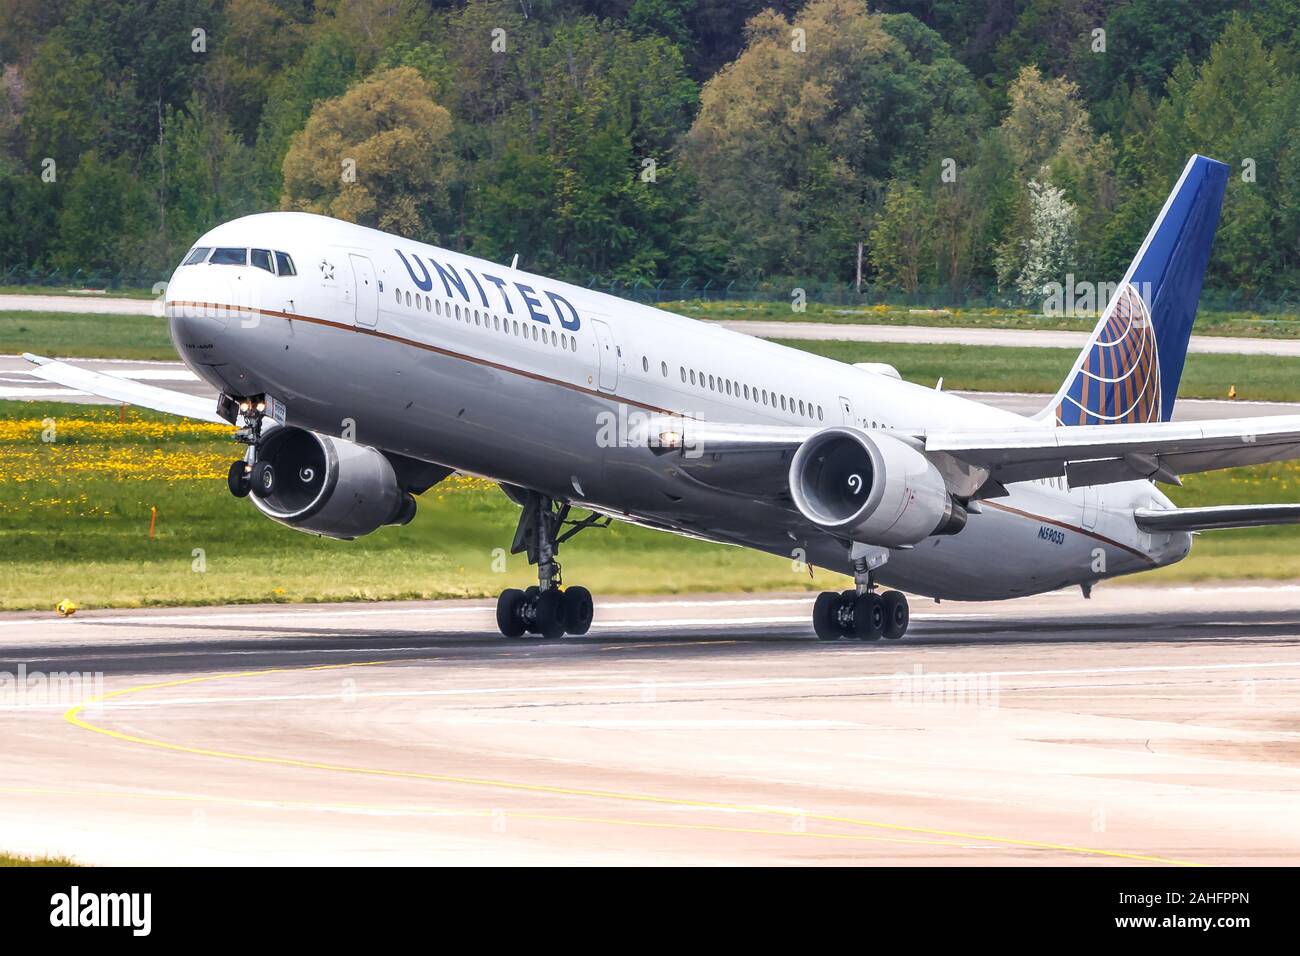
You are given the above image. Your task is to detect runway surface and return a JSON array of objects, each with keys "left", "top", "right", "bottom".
[
  {"left": 2, "top": 586, "right": 1299, "bottom": 865},
  {"left": 3, "top": 354, "right": 1295, "bottom": 421}
]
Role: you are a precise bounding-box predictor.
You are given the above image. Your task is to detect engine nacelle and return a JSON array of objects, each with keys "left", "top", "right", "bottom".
[
  {"left": 788, "top": 428, "right": 966, "bottom": 547},
  {"left": 249, "top": 426, "right": 416, "bottom": 540}
]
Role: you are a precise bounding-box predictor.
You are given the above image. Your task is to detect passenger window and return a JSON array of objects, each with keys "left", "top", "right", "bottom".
[
  {"left": 642, "top": 356, "right": 649, "bottom": 373},
  {"left": 210, "top": 247, "right": 247, "bottom": 266},
  {"left": 406, "top": 291, "right": 412, "bottom": 307},
  {"left": 661, "top": 361, "right": 668, "bottom": 377},
  {"left": 274, "top": 251, "right": 296, "bottom": 276},
  {"left": 184, "top": 247, "right": 211, "bottom": 265},
  {"left": 395, "top": 289, "right": 401, "bottom": 304},
  {"left": 251, "top": 249, "right": 274, "bottom": 273}
]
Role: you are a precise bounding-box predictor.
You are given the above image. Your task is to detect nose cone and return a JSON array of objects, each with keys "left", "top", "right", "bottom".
[{"left": 165, "top": 261, "right": 273, "bottom": 376}]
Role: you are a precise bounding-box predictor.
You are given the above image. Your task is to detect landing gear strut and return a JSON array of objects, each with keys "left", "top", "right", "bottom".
[
  {"left": 811, "top": 552, "right": 910, "bottom": 641},
  {"left": 223, "top": 395, "right": 267, "bottom": 500},
  {"left": 495, "top": 491, "right": 607, "bottom": 639}
]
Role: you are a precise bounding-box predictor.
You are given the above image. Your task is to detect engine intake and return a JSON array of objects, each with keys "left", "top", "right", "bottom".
[
  {"left": 249, "top": 426, "right": 415, "bottom": 539},
  {"left": 789, "top": 428, "right": 966, "bottom": 547}
]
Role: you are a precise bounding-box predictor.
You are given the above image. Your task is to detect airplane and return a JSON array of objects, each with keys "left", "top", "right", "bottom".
[{"left": 26, "top": 153, "right": 1300, "bottom": 641}]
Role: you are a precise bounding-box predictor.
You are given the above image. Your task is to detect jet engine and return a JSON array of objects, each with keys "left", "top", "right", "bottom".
[
  {"left": 246, "top": 426, "right": 417, "bottom": 540},
  {"left": 788, "top": 428, "right": 967, "bottom": 547}
]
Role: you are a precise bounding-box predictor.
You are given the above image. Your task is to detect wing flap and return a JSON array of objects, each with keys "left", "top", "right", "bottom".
[{"left": 23, "top": 353, "right": 225, "bottom": 423}]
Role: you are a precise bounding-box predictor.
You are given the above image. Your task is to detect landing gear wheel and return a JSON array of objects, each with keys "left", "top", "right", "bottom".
[
  {"left": 562, "top": 586, "right": 594, "bottom": 636},
  {"left": 813, "top": 592, "right": 842, "bottom": 641},
  {"left": 882, "top": 590, "right": 910, "bottom": 640},
  {"left": 853, "top": 592, "right": 885, "bottom": 641},
  {"left": 227, "top": 460, "right": 250, "bottom": 498},
  {"left": 250, "top": 460, "right": 275, "bottom": 498},
  {"left": 496, "top": 588, "right": 527, "bottom": 638},
  {"left": 534, "top": 589, "right": 566, "bottom": 640}
]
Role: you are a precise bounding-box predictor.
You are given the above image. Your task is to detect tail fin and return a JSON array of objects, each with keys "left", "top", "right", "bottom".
[{"left": 1041, "top": 154, "right": 1229, "bottom": 426}]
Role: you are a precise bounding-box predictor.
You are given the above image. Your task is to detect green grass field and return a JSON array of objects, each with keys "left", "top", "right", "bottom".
[
  {"left": 2, "top": 399, "right": 1300, "bottom": 611},
  {"left": 0, "top": 401, "right": 839, "bottom": 611},
  {"left": 4, "top": 310, "right": 1298, "bottom": 404},
  {"left": 781, "top": 340, "right": 1300, "bottom": 403},
  {"left": 669, "top": 299, "right": 1300, "bottom": 339},
  {"left": 1, "top": 311, "right": 168, "bottom": 361}
]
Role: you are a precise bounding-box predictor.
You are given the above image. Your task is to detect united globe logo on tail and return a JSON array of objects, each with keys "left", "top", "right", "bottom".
[{"left": 1054, "top": 283, "right": 1161, "bottom": 426}]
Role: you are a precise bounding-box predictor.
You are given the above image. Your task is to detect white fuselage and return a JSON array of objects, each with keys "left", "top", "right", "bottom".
[{"left": 164, "top": 212, "right": 1191, "bottom": 600}]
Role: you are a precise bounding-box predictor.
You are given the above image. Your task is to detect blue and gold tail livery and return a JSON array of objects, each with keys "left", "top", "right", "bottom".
[{"left": 1046, "top": 155, "right": 1229, "bottom": 426}]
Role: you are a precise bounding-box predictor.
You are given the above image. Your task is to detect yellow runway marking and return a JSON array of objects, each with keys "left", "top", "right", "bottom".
[
  {"left": 0, "top": 786, "right": 964, "bottom": 850},
  {"left": 63, "top": 660, "right": 1205, "bottom": 865}
]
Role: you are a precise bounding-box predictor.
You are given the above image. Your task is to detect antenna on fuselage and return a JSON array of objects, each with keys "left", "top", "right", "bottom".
[
  {"left": 935, "top": 377, "right": 944, "bottom": 391},
  {"left": 510, "top": 254, "right": 519, "bottom": 271}
]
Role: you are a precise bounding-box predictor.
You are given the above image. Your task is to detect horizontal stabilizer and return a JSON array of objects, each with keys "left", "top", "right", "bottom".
[
  {"left": 23, "top": 353, "right": 225, "bottom": 423},
  {"left": 1135, "top": 503, "right": 1300, "bottom": 533}
]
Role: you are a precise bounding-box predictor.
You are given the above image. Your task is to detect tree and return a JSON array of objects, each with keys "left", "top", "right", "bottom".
[
  {"left": 253, "top": 29, "right": 359, "bottom": 206},
  {"left": 469, "top": 18, "right": 699, "bottom": 281},
  {"left": 869, "top": 182, "right": 928, "bottom": 293},
  {"left": 53, "top": 152, "right": 151, "bottom": 272},
  {"left": 684, "top": 0, "right": 984, "bottom": 279},
  {"left": 280, "top": 67, "right": 453, "bottom": 238},
  {"left": 1013, "top": 179, "right": 1078, "bottom": 299}
]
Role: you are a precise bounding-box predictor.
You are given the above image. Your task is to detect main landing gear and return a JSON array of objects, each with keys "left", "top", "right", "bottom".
[
  {"left": 811, "top": 555, "right": 910, "bottom": 641},
  {"left": 223, "top": 395, "right": 268, "bottom": 500},
  {"left": 495, "top": 491, "right": 609, "bottom": 639}
]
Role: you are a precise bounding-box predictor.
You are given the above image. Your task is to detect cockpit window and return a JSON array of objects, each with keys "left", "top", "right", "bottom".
[
  {"left": 274, "top": 251, "right": 296, "bottom": 276},
  {"left": 183, "top": 247, "right": 211, "bottom": 265},
  {"left": 251, "top": 249, "right": 274, "bottom": 273},
  {"left": 210, "top": 247, "right": 247, "bottom": 266}
]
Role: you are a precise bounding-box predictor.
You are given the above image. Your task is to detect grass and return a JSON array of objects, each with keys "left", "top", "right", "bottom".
[
  {"left": 0, "top": 852, "right": 78, "bottom": 866},
  {"left": 0, "top": 401, "right": 841, "bottom": 611},
  {"left": 1, "top": 311, "right": 167, "bottom": 361},
  {"left": 668, "top": 298, "right": 1300, "bottom": 339},
  {"left": 2, "top": 399, "right": 1300, "bottom": 611},
  {"left": 780, "top": 339, "right": 1300, "bottom": 403},
  {"left": 5, "top": 311, "right": 1300, "bottom": 403}
]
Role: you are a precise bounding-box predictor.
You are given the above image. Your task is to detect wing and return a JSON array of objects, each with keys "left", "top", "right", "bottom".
[
  {"left": 23, "top": 353, "right": 225, "bottom": 424},
  {"left": 927, "top": 415, "right": 1300, "bottom": 489},
  {"left": 1135, "top": 504, "right": 1300, "bottom": 532},
  {"left": 641, "top": 416, "right": 820, "bottom": 500}
]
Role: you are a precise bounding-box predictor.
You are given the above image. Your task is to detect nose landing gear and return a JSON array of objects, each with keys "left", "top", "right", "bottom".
[
  {"left": 223, "top": 395, "right": 268, "bottom": 501},
  {"left": 494, "top": 491, "right": 607, "bottom": 639}
]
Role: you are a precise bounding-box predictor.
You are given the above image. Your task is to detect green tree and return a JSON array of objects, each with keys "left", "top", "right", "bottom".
[
  {"left": 869, "top": 182, "right": 928, "bottom": 293},
  {"left": 53, "top": 152, "right": 151, "bottom": 272},
  {"left": 470, "top": 18, "right": 699, "bottom": 280},
  {"left": 685, "top": 0, "right": 984, "bottom": 279},
  {"left": 281, "top": 66, "right": 453, "bottom": 238}
]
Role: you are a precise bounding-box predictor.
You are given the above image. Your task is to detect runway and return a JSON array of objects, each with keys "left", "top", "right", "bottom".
[
  {"left": 2, "top": 586, "right": 1299, "bottom": 866},
  {"left": 4, "top": 354, "right": 1296, "bottom": 421}
]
